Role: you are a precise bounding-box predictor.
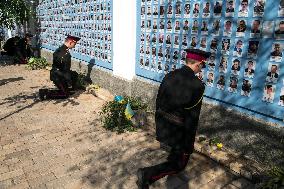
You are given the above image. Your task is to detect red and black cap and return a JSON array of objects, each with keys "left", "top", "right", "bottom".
[
  {"left": 66, "top": 35, "right": 81, "bottom": 42},
  {"left": 185, "top": 48, "right": 211, "bottom": 68}
]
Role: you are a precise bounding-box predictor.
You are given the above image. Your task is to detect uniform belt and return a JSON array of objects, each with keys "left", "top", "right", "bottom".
[{"left": 156, "top": 109, "right": 184, "bottom": 126}]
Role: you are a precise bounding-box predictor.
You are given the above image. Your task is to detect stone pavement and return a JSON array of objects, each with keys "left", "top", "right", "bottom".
[{"left": 0, "top": 64, "right": 255, "bottom": 189}]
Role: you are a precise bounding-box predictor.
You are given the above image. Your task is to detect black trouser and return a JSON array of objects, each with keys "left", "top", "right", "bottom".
[
  {"left": 142, "top": 148, "right": 190, "bottom": 184},
  {"left": 48, "top": 70, "right": 78, "bottom": 99}
]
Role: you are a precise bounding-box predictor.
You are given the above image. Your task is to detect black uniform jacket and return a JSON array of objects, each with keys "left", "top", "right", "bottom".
[
  {"left": 155, "top": 66, "right": 205, "bottom": 153},
  {"left": 50, "top": 45, "right": 72, "bottom": 82}
]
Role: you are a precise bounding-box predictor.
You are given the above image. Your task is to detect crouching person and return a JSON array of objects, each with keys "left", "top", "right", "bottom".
[{"left": 39, "top": 35, "right": 80, "bottom": 100}]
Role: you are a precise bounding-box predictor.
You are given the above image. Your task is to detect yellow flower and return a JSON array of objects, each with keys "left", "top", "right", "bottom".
[{"left": 216, "top": 143, "right": 223, "bottom": 149}]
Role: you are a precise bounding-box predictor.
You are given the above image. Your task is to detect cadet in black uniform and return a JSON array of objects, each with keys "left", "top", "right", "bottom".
[
  {"left": 39, "top": 35, "right": 80, "bottom": 100},
  {"left": 136, "top": 49, "right": 211, "bottom": 189}
]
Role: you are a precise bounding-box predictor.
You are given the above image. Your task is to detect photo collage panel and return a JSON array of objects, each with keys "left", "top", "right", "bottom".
[{"left": 37, "top": 0, "right": 113, "bottom": 64}]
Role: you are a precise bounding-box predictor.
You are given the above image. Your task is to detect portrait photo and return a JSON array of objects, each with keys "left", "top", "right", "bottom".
[
  {"left": 202, "top": 2, "right": 210, "bottom": 18},
  {"left": 236, "top": 19, "right": 247, "bottom": 37},
  {"left": 266, "top": 63, "right": 279, "bottom": 84},
  {"left": 244, "top": 60, "right": 256, "bottom": 78},
  {"left": 221, "top": 38, "right": 231, "bottom": 55},
  {"left": 253, "top": 0, "right": 265, "bottom": 17},
  {"left": 262, "top": 84, "right": 275, "bottom": 103},
  {"left": 250, "top": 19, "right": 262, "bottom": 38},
  {"left": 279, "top": 0, "right": 284, "bottom": 17},
  {"left": 223, "top": 20, "right": 232, "bottom": 37},
  {"left": 206, "top": 71, "right": 214, "bottom": 87},
  {"left": 247, "top": 40, "right": 259, "bottom": 58},
  {"left": 212, "top": 19, "right": 221, "bottom": 36},
  {"left": 270, "top": 43, "right": 283, "bottom": 62},
  {"left": 233, "top": 39, "right": 244, "bottom": 57},
  {"left": 231, "top": 58, "right": 241, "bottom": 76},
  {"left": 192, "top": 20, "right": 199, "bottom": 34},
  {"left": 213, "top": 1, "right": 222, "bottom": 17},
  {"left": 219, "top": 56, "right": 228, "bottom": 73},
  {"left": 217, "top": 75, "right": 226, "bottom": 90},
  {"left": 274, "top": 20, "right": 284, "bottom": 39},
  {"left": 192, "top": 2, "right": 200, "bottom": 18},
  {"left": 225, "top": 0, "right": 235, "bottom": 17},
  {"left": 241, "top": 79, "right": 252, "bottom": 97},
  {"left": 228, "top": 76, "right": 238, "bottom": 93},
  {"left": 184, "top": 1, "right": 191, "bottom": 18},
  {"left": 238, "top": 0, "right": 249, "bottom": 17}
]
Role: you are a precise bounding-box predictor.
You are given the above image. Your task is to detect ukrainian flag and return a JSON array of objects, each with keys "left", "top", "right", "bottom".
[{"left": 125, "top": 101, "right": 134, "bottom": 120}]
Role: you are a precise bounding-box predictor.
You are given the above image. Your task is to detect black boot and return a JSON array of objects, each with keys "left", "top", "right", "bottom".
[
  {"left": 39, "top": 89, "right": 48, "bottom": 101},
  {"left": 136, "top": 168, "right": 149, "bottom": 189}
]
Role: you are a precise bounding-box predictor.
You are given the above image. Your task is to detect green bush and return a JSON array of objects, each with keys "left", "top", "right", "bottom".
[
  {"left": 99, "top": 96, "right": 147, "bottom": 133},
  {"left": 26, "top": 57, "right": 49, "bottom": 70}
]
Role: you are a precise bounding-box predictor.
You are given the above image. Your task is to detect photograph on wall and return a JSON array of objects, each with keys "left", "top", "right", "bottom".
[
  {"left": 157, "top": 61, "right": 163, "bottom": 73},
  {"left": 200, "top": 37, "right": 207, "bottom": 51},
  {"left": 153, "top": 20, "right": 158, "bottom": 31},
  {"left": 183, "top": 19, "right": 190, "bottom": 32},
  {"left": 231, "top": 58, "right": 241, "bottom": 76},
  {"left": 212, "top": 19, "right": 221, "bottom": 36},
  {"left": 139, "top": 56, "right": 144, "bottom": 68},
  {"left": 206, "top": 71, "right": 214, "bottom": 87},
  {"left": 181, "top": 35, "right": 188, "bottom": 47},
  {"left": 219, "top": 56, "right": 228, "bottom": 73},
  {"left": 192, "top": 2, "right": 200, "bottom": 18},
  {"left": 208, "top": 54, "right": 216, "bottom": 70},
  {"left": 247, "top": 40, "right": 259, "bottom": 58},
  {"left": 274, "top": 20, "right": 284, "bottom": 39},
  {"left": 250, "top": 19, "right": 262, "bottom": 38},
  {"left": 223, "top": 20, "right": 233, "bottom": 37},
  {"left": 244, "top": 60, "right": 256, "bottom": 78},
  {"left": 262, "top": 21, "right": 274, "bottom": 38},
  {"left": 228, "top": 76, "right": 238, "bottom": 93},
  {"left": 192, "top": 20, "right": 199, "bottom": 34},
  {"left": 190, "top": 35, "right": 198, "bottom": 48},
  {"left": 165, "top": 34, "right": 172, "bottom": 46},
  {"left": 210, "top": 38, "right": 218, "bottom": 52},
  {"left": 266, "top": 63, "right": 279, "bottom": 84},
  {"left": 174, "top": 20, "right": 181, "bottom": 33},
  {"left": 175, "top": 2, "right": 182, "bottom": 17},
  {"left": 253, "top": 0, "right": 265, "bottom": 17},
  {"left": 233, "top": 39, "right": 244, "bottom": 57},
  {"left": 167, "top": 20, "right": 173, "bottom": 32},
  {"left": 270, "top": 42, "right": 283, "bottom": 62},
  {"left": 196, "top": 69, "right": 205, "bottom": 81},
  {"left": 278, "top": 87, "right": 284, "bottom": 106},
  {"left": 225, "top": 0, "right": 235, "bottom": 17},
  {"left": 151, "top": 58, "right": 157, "bottom": 72},
  {"left": 278, "top": 0, "right": 284, "bottom": 17},
  {"left": 160, "top": 5, "right": 165, "bottom": 18},
  {"left": 217, "top": 75, "right": 226, "bottom": 90},
  {"left": 184, "top": 1, "right": 191, "bottom": 18},
  {"left": 238, "top": 0, "right": 249, "bottom": 17},
  {"left": 159, "top": 19, "right": 165, "bottom": 31},
  {"left": 213, "top": 1, "right": 222, "bottom": 17},
  {"left": 153, "top": 5, "right": 159, "bottom": 18},
  {"left": 159, "top": 33, "right": 164, "bottom": 44},
  {"left": 221, "top": 38, "right": 231, "bottom": 55},
  {"left": 202, "top": 2, "right": 210, "bottom": 18},
  {"left": 158, "top": 46, "right": 163, "bottom": 57},
  {"left": 167, "top": 4, "right": 173, "bottom": 18},
  {"left": 236, "top": 19, "right": 247, "bottom": 37},
  {"left": 201, "top": 20, "right": 209, "bottom": 35},
  {"left": 174, "top": 35, "right": 180, "bottom": 48},
  {"left": 262, "top": 84, "right": 276, "bottom": 103},
  {"left": 241, "top": 79, "right": 252, "bottom": 97}
]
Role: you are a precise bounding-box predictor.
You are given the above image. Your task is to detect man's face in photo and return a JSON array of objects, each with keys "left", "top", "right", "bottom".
[
  {"left": 271, "top": 65, "right": 278, "bottom": 73},
  {"left": 252, "top": 20, "right": 260, "bottom": 30}
]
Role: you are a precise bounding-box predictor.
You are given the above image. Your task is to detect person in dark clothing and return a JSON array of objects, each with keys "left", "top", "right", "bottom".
[
  {"left": 136, "top": 49, "right": 211, "bottom": 189},
  {"left": 39, "top": 35, "right": 80, "bottom": 100},
  {"left": 17, "top": 33, "right": 33, "bottom": 63},
  {"left": 3, "top": 36, "right": 21, "bottom": 56}
]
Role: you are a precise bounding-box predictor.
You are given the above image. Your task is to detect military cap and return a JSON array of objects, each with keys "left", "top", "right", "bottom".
[
  {"left": 185, "top": 48, "right": 211, "bottom": 68},
  {"left": 66, "top": 35, "right": 81, "bottom": 42}
]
